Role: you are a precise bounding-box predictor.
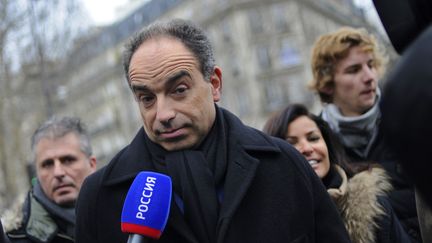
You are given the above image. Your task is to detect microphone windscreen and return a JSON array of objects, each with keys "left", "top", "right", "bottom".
[{"left": 121, "top": 171, "right": 172, "bottom": 239}]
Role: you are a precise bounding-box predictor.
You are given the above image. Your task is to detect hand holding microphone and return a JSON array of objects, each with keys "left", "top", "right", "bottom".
[{"left": 121, "top": 171, "right": 172, "bottom": 241}]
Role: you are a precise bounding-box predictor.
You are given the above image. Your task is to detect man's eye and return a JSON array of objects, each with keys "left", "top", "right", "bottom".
[
  {"left": 346, "top": 66, "right": 360, "bottom": 74},
  {"left": 173, "top": 85, "right": 188, "bottom": 95},
  {"left": 62, "top": 156, "right": 76, "bottom": 165},
  {"left": 140, "top": 96, "right": 153, "bottom": 102},
  {"left": 41, "top": 161, "right": 53, "bottom": 169},
  {"left": 138, "top": 95, "right": 155, "bottom": 105}
]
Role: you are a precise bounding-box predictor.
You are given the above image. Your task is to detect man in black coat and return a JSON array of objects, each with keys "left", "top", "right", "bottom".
[
  {"left": 75, "top": 19, "right": 351, "bottom": 243},
  {"left": 373, "top": 1, "right": 432, "bottom": 241},
  {"left": 381, "top": 24, "right": 432, "bottom": 243}
]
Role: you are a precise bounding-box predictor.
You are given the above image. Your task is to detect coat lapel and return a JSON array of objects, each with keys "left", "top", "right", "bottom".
[
  {"left": 216, "top": 145, "right": 260, "bottom": 242},
  {"left": 102, "top": 128, "right": 155, "bottom": 186},
  {"left": 165, "top": 201, "right": 200, "bottom": 243},
  {"left": 215, "top": 108, "right": 281, "bottom": 242}
]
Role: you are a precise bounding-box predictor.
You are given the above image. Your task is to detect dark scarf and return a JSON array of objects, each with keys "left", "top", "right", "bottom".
[
  {"left": 321, "top": 88, "right": 381, "bottom": 159},
  {"left": 322, "top": 165, "right": 343, "bottom": 190},
  {"left": 145, "top": 106, "right": 228, "bottom": 243},
  {"left": 32, "top": 181, "right": 76, "bottom": 238}
]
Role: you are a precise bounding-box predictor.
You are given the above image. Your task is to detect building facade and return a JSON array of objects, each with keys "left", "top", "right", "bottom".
[{"left": 50, "top": 0, "right": 370, "bottom": 165}]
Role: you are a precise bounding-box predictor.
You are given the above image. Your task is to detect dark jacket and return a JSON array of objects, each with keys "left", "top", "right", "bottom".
[
  {"left": 3, "top": 192, "right": 74, "bottom": 243},
  {"left": 76, "top": 110, "right": 351, "bottom": 243},
  {"left": 344, "top": 121, "right": 420, "bottom": 242},
  {"left": 320, "top": 107, "right": 420, "bottom": 242},
  {"left": 1, "top": 221, "right": 10, "bottom": 243},
  {"left": 328, "top": 165, "right": 411, "bottom": 243},
  {"left": 381, "top": 24, "right": 432, "bottom": 243}
]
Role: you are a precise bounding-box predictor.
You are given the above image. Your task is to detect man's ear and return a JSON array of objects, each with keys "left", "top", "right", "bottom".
[
  {"left": 210, "top": 66, "right": 222, "bottom": 102},
  {"left": 89, "top": 156, "right": 97, "bottom": 172}
]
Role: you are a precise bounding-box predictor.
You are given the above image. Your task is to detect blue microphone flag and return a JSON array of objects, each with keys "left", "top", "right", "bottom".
[{"left": 121, "top": 171, "right": 172, "bottom": 239}]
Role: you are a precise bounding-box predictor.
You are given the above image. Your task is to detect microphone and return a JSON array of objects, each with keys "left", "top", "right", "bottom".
[{"left": 121, "top": 171, "right": 172, "bottom": 241}]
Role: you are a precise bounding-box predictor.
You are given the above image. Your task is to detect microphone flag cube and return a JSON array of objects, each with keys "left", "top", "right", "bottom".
[{"left": 121, "top": 171, "right": 172, "bottom": 239}]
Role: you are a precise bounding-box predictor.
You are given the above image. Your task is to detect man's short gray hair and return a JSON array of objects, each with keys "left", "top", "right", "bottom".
[
  {"left": 31, "top": 116, "right": 93, "bottom": 162},
  {"left": 123, "top": 18, "right": 215, "bottom": 85}
]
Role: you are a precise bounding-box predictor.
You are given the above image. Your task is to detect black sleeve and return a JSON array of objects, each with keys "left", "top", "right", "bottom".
[
  {"left": 376, "top": 196, "right": 415, "bottom": 243},
  {"left": 75, "top": 172, "right": 101, "bottom": 243}
]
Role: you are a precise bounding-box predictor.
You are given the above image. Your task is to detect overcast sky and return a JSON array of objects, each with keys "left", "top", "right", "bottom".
[
  {"left": 84, "top": 0, "right": 384, "bottom": 31},
  {"left": 83, "top": 0, "right": 130, "bottom": 25}
]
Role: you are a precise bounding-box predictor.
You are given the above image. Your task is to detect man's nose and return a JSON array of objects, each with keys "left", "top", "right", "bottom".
[
  {"left": 362, "top": 65, "right": 376, "bottom": 83},
  {"left": 53, "top": 161, "right": 66, "bottom": 177},
  {"left": 155, "top": 98, "right": 176, "bottom": 125}
]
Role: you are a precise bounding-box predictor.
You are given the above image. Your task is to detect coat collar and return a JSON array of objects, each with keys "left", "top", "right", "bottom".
[
  {"left": 215, "top": 111, "right": 282, "bottom": 242},
  {"left": 101, "top": 128, "right": 155, "bottom": 186},
  {"left": 102, "top": 108, "right": 281, "bottom": 187},
  {"left": 330, "top": 167, "right": 392, "bottom": 243},
  {"left": 327, "top": 165, "right": 348, "bottom": 200},
  {"left": 100, "top": 109, "right": 282, "bottom": 242}
]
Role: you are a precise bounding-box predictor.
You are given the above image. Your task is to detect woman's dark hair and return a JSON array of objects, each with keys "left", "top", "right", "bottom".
[{"left": 263, "top": 104, "right": 357, "bottom": 177}]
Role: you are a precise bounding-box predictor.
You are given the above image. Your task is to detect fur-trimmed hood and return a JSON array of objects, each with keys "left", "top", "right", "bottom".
[
  {"left": 1, "top": 190, "right": 75, "bottom": 243},
  {"left": 1, "top": 193, "right": 26, "bottom": 233},
  {"left": 328, "top": 165, "right": 393, "bottom": 243}
]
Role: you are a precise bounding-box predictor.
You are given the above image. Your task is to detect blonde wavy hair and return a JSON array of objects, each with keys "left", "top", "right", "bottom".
[{"left": 309, "top": 27, "right": 387, "bottom": 103}]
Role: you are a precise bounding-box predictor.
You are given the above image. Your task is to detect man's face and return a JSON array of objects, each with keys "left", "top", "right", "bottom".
[
  {"left": 128, "top": 37, "right": 222, "bottom": 151},
  {"left": 35, "top": 132, "right": 96, "bottom": 206},
  {"left": 330, "top": 46, "right": 378, "bottom": 116}
]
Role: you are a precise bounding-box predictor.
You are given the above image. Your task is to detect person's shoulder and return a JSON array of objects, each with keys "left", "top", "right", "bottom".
[
  {"left": 242, "top": 125, "right": 313, "bottom": 175},
  {"left": 341, "top": 168, "right": 397, "bottom": 243},
  {"left": 222, "top": 108, "right": 311, "bottom": 171},
  {"left": 1, "top": 193, "right": 27, "bottom": 233},
  {"left": 236, "top": 123, "right": 300, "bottom": 157},
  {"left": 81, "top": 165, "right": 108, "bottom": 194},
  {"left": 348, "top": 167, "right": 392, "bottom": 196},
  {"left": 343, "top": 167, "right": 393, "bottom": 219},
  {"left": 225, "top": 113, "right": 289, "bottom": 150},
  {"left": 262, "top": 132, "right": 309, "bottom": 164},
  {"left": 83, "top": 145, "right": 130, "bottom": 186}
]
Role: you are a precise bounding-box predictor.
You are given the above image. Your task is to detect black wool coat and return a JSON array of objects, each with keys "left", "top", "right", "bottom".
[
  {"left": 75, "top": 111, "right": 351, "bottom": 243},
  {"left": 345, "top": 123, "right": 420, "bottom": 242}
]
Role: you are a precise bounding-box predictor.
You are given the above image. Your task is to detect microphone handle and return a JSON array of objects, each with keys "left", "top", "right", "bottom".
[{"left": 127, "top": 234, "right": 145, "bottom": 243}]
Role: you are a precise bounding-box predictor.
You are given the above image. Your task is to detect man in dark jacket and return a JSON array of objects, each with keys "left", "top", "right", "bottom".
[
  {"left": 1, "top": 221, "right": 10, "bottom": 243},
  {"left": 3, "top": 117, "right": 97, "bottom": 243},
  {"left": 75, "top": 19, "right": 351, "bottom": 243},
  {"left": 381, "top": 24, "right": 432, "bottom": 243},
  {"left": 309, "top": 27, "right": 420, "bottom": 242}
]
